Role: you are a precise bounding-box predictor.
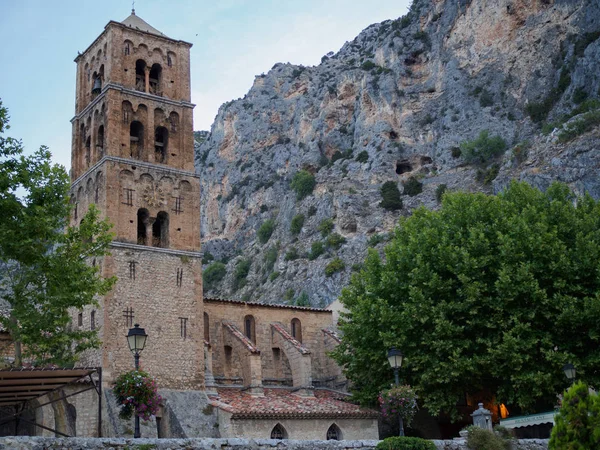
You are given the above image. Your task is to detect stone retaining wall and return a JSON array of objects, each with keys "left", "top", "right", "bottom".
[{"left": 0, "top": 437, "right": 550, "bottom": 449}]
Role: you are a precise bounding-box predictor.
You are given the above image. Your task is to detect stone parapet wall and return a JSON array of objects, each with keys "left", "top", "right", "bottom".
[{"left": 0, "top": 437, "right": 549, "bottom": 449}]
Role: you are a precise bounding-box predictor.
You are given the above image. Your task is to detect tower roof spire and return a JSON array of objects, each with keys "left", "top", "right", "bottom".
[{"left": 132, "top": 0, "right": 135, "bottom": 15}]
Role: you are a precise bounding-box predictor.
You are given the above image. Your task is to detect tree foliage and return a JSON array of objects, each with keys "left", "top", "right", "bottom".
[
  {"left": 290, "top": 170, "right": 316, "bottom": 200},
  {"left": 549, "top": 382, "right": 600, "bottom": 449},
  {"left": 460, "top": 130, "right": 507, "bottom": 164},
  {"left": 380, "top": 181, "right": 403, "bottom": 210},
  {"left": 331, "top": 182, "right": 600, "bottom": 417},
  {"left": 0, "top": 100, "right": 115, "bottom": 366}
]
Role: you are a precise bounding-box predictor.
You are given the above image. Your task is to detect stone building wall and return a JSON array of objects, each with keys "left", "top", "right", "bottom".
[
  {"left": 203, "top": 300, "right": 343, "bottom": 387},
  {"left": 218, "top": 411, "right": 379, "bottom": 441},
  {"left": 0, "top": 437, "right": 550, "bottom": 450}
]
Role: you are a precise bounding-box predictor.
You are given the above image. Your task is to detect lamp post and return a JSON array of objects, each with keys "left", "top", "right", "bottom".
[
  {"left": 563, "top": 363, "right": 576, "bottom": 385},
  {"left": 387, "top": 347, "right": 405, "bottom": 436},
  {"left": 127, "top": 324, "right": 148, "bottom": 438}
]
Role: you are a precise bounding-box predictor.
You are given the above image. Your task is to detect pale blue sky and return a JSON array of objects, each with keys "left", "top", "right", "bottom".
[{"left": 0, "top": 0, "right": 409, "bottom": 170}]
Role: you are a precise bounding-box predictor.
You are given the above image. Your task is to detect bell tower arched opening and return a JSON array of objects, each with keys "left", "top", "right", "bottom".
[
  {"left": 152, "top": 211, "right": 169, "bottom": 248},
  {"left": 154, "top": 126, "right": 168, "bottom": 163},
  {"left": 149, "top": 63, "right": 162, "bottom": 95},
  {"left": 130, "top": 121, "right": 144, "bottom": 159},
  {"left": 137, "top": 208, "right": 149, "bottom": 245},
  {"left": 135, "top": 59, "right": 146, "bottom": 92}
]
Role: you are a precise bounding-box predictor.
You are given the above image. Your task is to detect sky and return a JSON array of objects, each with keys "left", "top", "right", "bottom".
[{"left": 0, "top": 0, "right": 410, "bottom": 170}]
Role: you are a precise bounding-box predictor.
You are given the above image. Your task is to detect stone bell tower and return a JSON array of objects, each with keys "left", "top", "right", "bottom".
[{"left": 69, "top": 10, "right": 204, "bottom": 390}]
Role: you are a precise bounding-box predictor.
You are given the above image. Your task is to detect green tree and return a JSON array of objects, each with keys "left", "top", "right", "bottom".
[
  {"left": 549, "top": 381, "right": 600, "bottom": 449},
  {"left": 332, "top": 182, "right": 600, "bottom": 417},
  {"left": 257, "top": 219, "right": 276, "bottom": 244},
  {"left": 203, "top": 262, "right": 227, "bottom": 291},
  {"left": 380, "top": 181, "right": 403, "bottom": 211},
  {"left": 460, "top": 130, "right": 507, "bottom": 164},
  {"left": 290, "top": 214, "right": 305, "bottom": 235},
  {"left": 0, "top": 100, "right": 115, "bottom": 366},
  {"left": 291, "top": 170, "right": 316, "bottom": 200}
]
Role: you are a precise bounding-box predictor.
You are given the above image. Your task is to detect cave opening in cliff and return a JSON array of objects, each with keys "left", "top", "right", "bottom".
[{"left": 396, "top": 160, "right": 412, "bottom": 174}]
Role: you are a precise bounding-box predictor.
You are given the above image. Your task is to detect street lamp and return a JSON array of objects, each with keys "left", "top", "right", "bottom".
[
  {"left": 563, "top": 363, "right": 576, "bottom": 384},
  {"left": 387, "top": 347, "right": 405, "bottom": 436},
  {"left": 127, "top": 324, "right": 148, "bottom": 438}
]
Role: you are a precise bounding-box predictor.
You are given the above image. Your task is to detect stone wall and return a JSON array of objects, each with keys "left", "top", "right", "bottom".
[{"left": 0, "top": 437, "right": 550, "bottom": 449}]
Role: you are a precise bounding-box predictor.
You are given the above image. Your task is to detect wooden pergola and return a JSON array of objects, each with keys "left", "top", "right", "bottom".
[{"left": 0, "top": 367, "right": 102, "bottom": 437}]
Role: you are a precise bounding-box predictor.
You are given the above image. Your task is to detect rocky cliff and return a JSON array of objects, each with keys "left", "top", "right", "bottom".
[{"left": 196, "top": 0, "right": 600, "bottom": 306}]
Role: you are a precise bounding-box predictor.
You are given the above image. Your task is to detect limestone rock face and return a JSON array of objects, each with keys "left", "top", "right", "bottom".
[{"left": 196, "top": 0, "right": 600, "bottom": 306}]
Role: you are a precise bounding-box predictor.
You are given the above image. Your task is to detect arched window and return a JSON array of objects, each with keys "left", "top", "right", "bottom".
[
  {"left": 97, "top": 125, "right": 104, "bottom": 156},
  {"left": 154, "top": 126, "right": 168, "bottom": 163},
  {"left": 91, "top": 72, "right": 101, "bottom": 96},
  {"left": 204, "top": 312, "right": 210, "bottom": 342},
  {"left": 135, "top": 59, "right": 146, "bottom": 92},
  {"left": 130, "top": 121, "right": 144, "bottom": 159},
  {"left": 270, "top": 423, "right": 287, "bottom": 440},
  {"left": 137, "top": 208, "right": 149, "bottom": 245},
  {"left": 90, "top": 310, "right": 96, "bottom": 330},
  {"left": 78, "top": 312, "right": 83, "bottom": 327},
  {"left": 149, "top": 63, "right": 162, "bottom": 95},
  {"left": 291, "top": 318, "right": 302, "bottom": 343},
  {"left": 152, "top": 211, "right": 169, "bottom": 248},
  {"left": 85, "top": 136, "right": 91, "bottom": 165},
  {"left": 244, "top": 315, "right": 256, "bottom": 343},
  {"left": 224, "top": 345, "right": 233, "bottom": 378},
  {"left": 326, "top": 424, "right": 342, "bottom": 440}
]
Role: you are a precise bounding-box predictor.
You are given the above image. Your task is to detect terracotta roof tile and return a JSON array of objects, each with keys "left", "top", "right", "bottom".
[
  {"left": 211, "top": 388, "right": 378, "bottom": 419},
  {"left": 271, "top": 323, "right": 310, "bottom": 355},
  {"left": 322, "top": 328, "right": 342, "bottom": 344},
  {"left": 222, "top": 321, "right": 260, "bottom": 354}
]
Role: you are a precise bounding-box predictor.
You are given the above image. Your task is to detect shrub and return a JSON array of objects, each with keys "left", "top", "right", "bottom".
[
  {"left": 232, "top": 259, "right": 251, "bottom": 291},
  {"left": 361, "top": 60, "right": 376, "bottom": 70},
  {"left": 403, "top": 176, "right": 423, "bottom": 196},
  {"left": 284, "top": 288, "right": 295, "bottom": 301},
  {"left": 379, "top": 385, "right": 418, "bottom": 426},
  {"left": 380, "top": 181, "right": 403, "bottom": 211},
  {"left": 476, "top": 164, "right": 500, "bottom": 185},
  {"left": 318, "top": 218, "right": 335, "bottom": 237},
  {"left": 558, "top": 109, "right": 600, "bottom": 142},
  {"left": 450, "top": 146, "right": 461, "bottom": 158},
  {"left": 290, "top": 214, "right": 305, "bottom": 235},
  {"left": 549, "top": 381, "right": 600, "bottom": 449},
  {"left": 308, "top": 241, "right": 325, "bottom": 260},
  {"left": 203, "top": 262, "right": 226, "bottom": 291},
  {"left": 326, "top": 233, "right": 347, "bottom": 250},
  {"left": 295, "top": 291, "right": 310, "bottom": 307},
  {"left": 325, "top": 257, "right": 345, "bottom": 276},
  {"left": 356, "top": 150, "right": 369, "bottom": 163},
  {"left": 376, "top": 436, "right": 436, "bottom": 450},
  {"left": 114, "top": 370, "right": 163, "bottom": 421},
  {"left": 291, "top": 170, "right": 316, "bottom": 200},
  {"left": 307, "top": 205, "right": 317, "bottom": 216},
  {"left": 479, "top": 89, "right": 494, "bottom": 107},
  {"left": 269, "top": 271, "right": 280, "bottom": 282},
  {"left": 573, "top": 87, "right": 588, "bottom": 104},
  {"left": 512, "top": 141, "right": 530, "bottom": 163},
  {"left": 368, "top": 233, "right": 388, "bottom": 247},
  {"left": 263, "top": 247, "right": 278, "bottom": 273},
  {"left": 285, "top": 247, "right": 299, "bottom": 261},
  {"left": 257, "top": 219, "right": 276, "bottom": 244},
  {"left": 460, "top": 130, "right": 507, "bottom": 164},
  {"left": 202, "top": 251, "right": 214, "bottom": 264},
  {"left": 466, "top": 427, "right": 510, "bottom": 450},
  {"left": 435, "top": 184, "right": 447, "bottom": 203}
]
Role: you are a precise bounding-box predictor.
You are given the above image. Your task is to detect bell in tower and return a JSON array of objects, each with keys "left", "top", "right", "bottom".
[{"left": 92, "top": 76, "right": 102, "bottom": 95}]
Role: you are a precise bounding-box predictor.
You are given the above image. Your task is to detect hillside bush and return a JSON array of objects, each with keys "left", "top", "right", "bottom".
[
  {"left": 466, "top": 427, "right": 510, "bottom": 450},
  {"left": 558, "top": 109, "right": 600, "bottom": 142},
  {"left": 203, "top": 262, "right": 226, "bottom": 291},
  {"left": 263, "top": 247, "right": 278, "bottom": 273},
  {"left": 375, "top": 437, "right": 436, "bottom": 450},
  {"left": 435, "top": 184, "right": 447, "bottom": 203},
  {"left": 460, "top": 130, "right": 507, "bottom": 164},
  {"left": 318, "top": 218, "right": 335, "bottom": 237},
  {"left": 380, "top": 181, "right": 403, "bottom": 211},
  {"left": 356, "top": 150, "right": 369, "bottom": 163},
  {"left": 325, "top": 257, "right": 345, "bottom": 276},
  {"left": 308, "top": 241, "right": 325, "bottom": 260},
  {"left": 295, "top": 291, "right": 310, "bottom": 307},
  {"left": 232, "top": 259, "right": 251, "bottom": 291},
  {"left": 403, "top": 176, "right": 423, "bottom": 196},
  {"left": 291, "top": 170, "right": 316, "bottom": 200},
  {"left": 326, "top": 233, "right": 346, "bottom": 250},
  {"left": 290, "top": 214, "right": 305, "bottom": 235},
  {"left": 257, "top": 219, "right": 276, "bottom": 244},
  {"left": 284, "top": 247, "right": 299, "bottom": 261},
  {"left": 549, "top": 381, "right": 600, "bottom": 449}
]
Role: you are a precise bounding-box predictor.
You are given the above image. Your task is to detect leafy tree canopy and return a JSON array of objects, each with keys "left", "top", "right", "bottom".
[
  {"left": 332, "top": 181, "right": 600, "bottom": 418},
  {"left": 0, "top": 100, "right": 115, "bottom": 366}
]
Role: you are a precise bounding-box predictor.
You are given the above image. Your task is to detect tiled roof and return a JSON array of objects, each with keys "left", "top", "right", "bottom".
[
  {"left": 210, "top": 388, "right": 379, "bottom": 419},
  {"left": 204, "top": 297, "right": 332, "bottom": 313},
  {"left": 322, "top": 328, "right": 341, "bottom": 344},
  {"left": 271, "top": 323, "right": 310, "bottom": 355},
  {"left": 121, "top": 12, "right": 167, "bottom": 37},
  {"left": 222, "top": 321, "right": 260, "bottom": 354}
]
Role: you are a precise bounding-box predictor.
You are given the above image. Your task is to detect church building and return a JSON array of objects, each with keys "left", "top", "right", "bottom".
[{"left": 50, "top": 10, "right": 379, "bottom": 440}]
